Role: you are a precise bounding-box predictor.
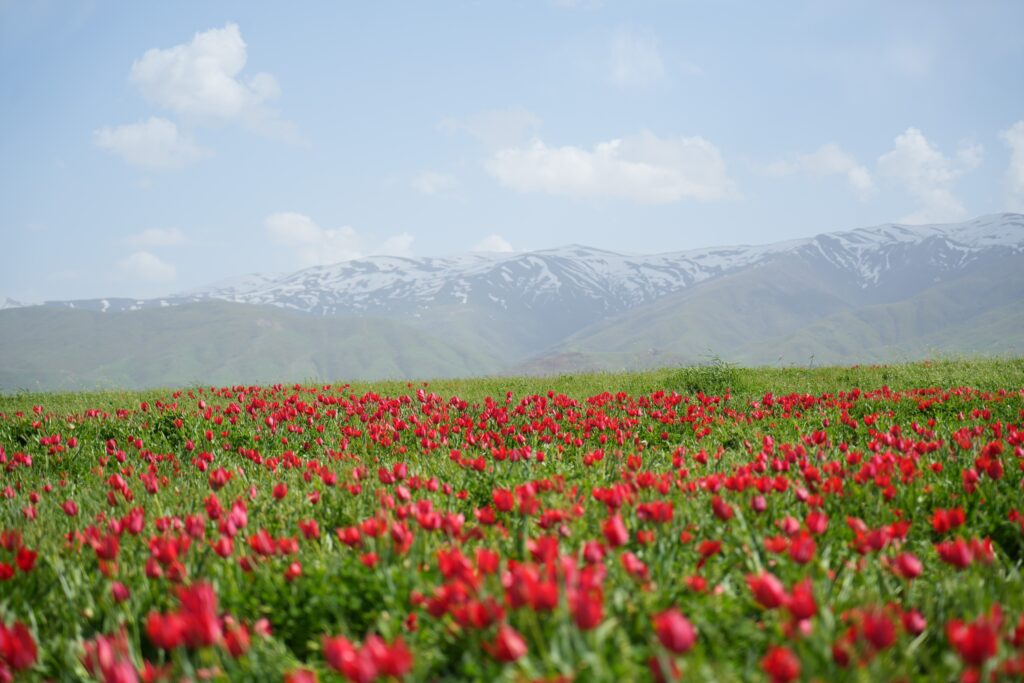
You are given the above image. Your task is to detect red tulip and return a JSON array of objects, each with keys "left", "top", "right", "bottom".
[
  {"left": 948, "top": 614, "right": 1000, "bottom": 667},
  {"left": 15, "top": 547, "right": 36, "bottom": 573},
  {"left": 177, "top": 582, "right": 221, "bottom": 648},
  {"left": 787, "top": 532, "right": 816, "bottom": 564},
  {"left": 213, "top": 535, "right": 233, "bottom": 558},
  {"left": 492, "top": 488, "right": 514, "bottom": 512},
  {"left": 901, "top": 609, "right": 927, "bottom": 635},
  {"left": 785, "top": 578, "right": 817, "bottom": 621},
  {"left": 805, "top": 510, "right": 829, "bottom": 535},
  {"left": 323, "top": 635, "right": 354, "bottom": 671},
  {"left": 932, "top": 507, "right": 966, "bottom": 534},
  {"left": 711, "top": 496, "right": 734, "bottom": 522},
  {"left": 364, "top": 635, "right": 413, "bottom": 677},
  {"left": 223, "top": 619, "right": 250, "bottom": 658},
  {"left": 893, "top": 552, "right": 923, "bottom": 579},
  {"left": 488, "top": 624, "right": 527, "bottom": 662},
  {"left": 111, "top": 582, "right": 130, "bottom": 603},
  {"left": 285, "top": 669, "right": 318, "bottom": 683},
  {"left": 570, "top": 589, "right": 604, "bottom": 630},
  {"left": 621, "top": 552, "right": 649, "bottom": 581},
  {"left": 298, "top": 519, "right": 320, "bottom": 540},
  {"left": 0, "top": 621, "right": 38, "bottom": 672},
  {"left": 146, "top": 612, "right": 186, "bottom": 650},
  {"left": 653, "top": 608, "right": 697, "bottom": 654},
  {"left": 861, "top": 608, "right": 896, "bottom": 651},
  {"left": 602, "top": 514, "right": 629, "bottom": 548},
  {"left": 761, "top": 646, "right": 801, "bottom": 683},
  {"left": 936, "top": 538, "right": 974, "bottom": 569},
  {"left": 747, "top": 572, "right": 787, "bottom": 609}
]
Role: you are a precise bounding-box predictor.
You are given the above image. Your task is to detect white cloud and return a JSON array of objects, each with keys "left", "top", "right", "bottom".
[
  {"left": 93, "top": 117, "right": 210, "bottom": 169},
  {"left": 486, "top": 130, "right": 736, "bottom": 203},
  {"left": 1000, "top": 121, "right": 1024, "bottom": 212},
  {"left": 265, "top": 212, "right": 414, "bottom": 267},
  {"left": 877, "top": 127, "right": 978, "bottom": 224},
  {"left": 126, "top": 227, "right": 187, "bottom": 247},
  {"left": 116, "top": 251, "right": 176, "bottom": 282},
  {"left": 266, "top": 212, "right": 360, "bottom": 265},
  {"left": 440, "top": 107, "right": 542, "bottom": 149},
  {"left": 609, "top": 29, "right": 666, "bottom": 87},
  {"left": 378, "top": 233, "right": 415, "bottom": 257},
  {"left": 413, "top": 171, "right": 460, "bottom": 196},
  {"left": 130, "top": 23, "right": 279, "bottom": 121},
  {"left": 472, "top": 235, "right": 514, "bottom": 253},
  {"left": 125, "top": 23, "right": 300, "bottom": 143},
  {"left": 765, "top": 143, "right": 874, "bottom": 199}
]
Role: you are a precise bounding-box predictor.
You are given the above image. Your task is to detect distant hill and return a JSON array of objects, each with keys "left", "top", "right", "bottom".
[
  {"left": 519, "top": 250, "right": 1024, "bottom": 373},
  {"left": 2, "top": 213, "right": 1022, "bottom": 390},
  {"left": 0, "top": 301, "right": 495, "bottom": 392}
]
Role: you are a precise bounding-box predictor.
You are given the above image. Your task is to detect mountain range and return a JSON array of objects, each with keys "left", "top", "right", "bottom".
[{"left": 2, "top": 213, "right": 1023, "bottom": 391}]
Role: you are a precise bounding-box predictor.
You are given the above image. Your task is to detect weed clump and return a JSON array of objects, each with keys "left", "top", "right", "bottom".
[{"left": 669, "top": 357, "right": 739, "bottom": 396}]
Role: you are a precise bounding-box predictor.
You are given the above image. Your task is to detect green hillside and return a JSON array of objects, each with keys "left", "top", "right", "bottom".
[
  {"left": 733, "top": 260, "right": 1024, "bottom": 365},
  {"left": 0, "top": 301, "right": 499, "bottom": 392},
  {"left": 522, "top": 254, "right": 1024, "bottom": 374}
]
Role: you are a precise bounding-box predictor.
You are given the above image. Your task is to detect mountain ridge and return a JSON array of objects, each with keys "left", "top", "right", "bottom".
[
  {"left": 2, "top": 213, "right": 1022, "bottom": 391},
  {"left": 29, "top": 213, "right": 1024, "bottom": 317}
]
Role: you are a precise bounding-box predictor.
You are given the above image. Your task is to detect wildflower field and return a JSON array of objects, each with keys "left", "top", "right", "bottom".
[{"left": 2, "top": 359, "right": 1024, "bottom": 682}]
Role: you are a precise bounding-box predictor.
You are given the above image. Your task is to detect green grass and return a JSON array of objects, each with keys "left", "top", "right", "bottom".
[
  {"left": 1, "top": 357, "right": 1023, "bottom": 681},
  {"left": 6, "top": 357, "right": 1019, "bottom": 411}
]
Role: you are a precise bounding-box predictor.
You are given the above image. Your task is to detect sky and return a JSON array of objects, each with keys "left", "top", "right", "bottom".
[{"left": 1, "top": 0, "right": 1023, "bottom": 302}]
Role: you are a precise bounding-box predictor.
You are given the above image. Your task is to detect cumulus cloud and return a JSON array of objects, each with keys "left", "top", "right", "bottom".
[
  {"left": 126, "top": 227, "right": 188, "bottom": 247},
  {"left": 130, "top": 23, "right": 278, "bottom": 121},
  {"left": 93, "top": 117, "right": 210, "bottom": 169},
  {"left": 116, "top": 251, "right": 176, "bottom": 282},
  {"left": 765, "top": 143, "right": 874, "bottom": 199},
  {"left": 608, "top": 29, "right": 666, "bottom": 87},
  {"left": 1000, "top": 120, "right": 1024, "bottom": 212},
  {"left": 413, "top": 171, "right": 460, "bottom": 197},
  {"left": 877, "top": 127, "right": 979, "bottom": 224},
  {"left": 440, "top": 107, "right": 542, "bottom": 149},
  {"left": 486, "top": 130, "right": 736, "bottom": 203},
  {"left": 121, "top": 23, "right": 299, "bottom": 143},
  {"left": 472, "top": 235, "right": 514, "bottom": 253},
  {"left": 265, "top": 212, "right": 414, "bottom": 267}
]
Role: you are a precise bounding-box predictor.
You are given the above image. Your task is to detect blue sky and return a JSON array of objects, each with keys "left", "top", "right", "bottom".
[{"left": 1, "top": 0, "right": 1023, "bottom": 302}]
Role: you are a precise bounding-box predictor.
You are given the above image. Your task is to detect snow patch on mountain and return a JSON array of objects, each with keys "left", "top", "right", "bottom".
[{"left": 38, "top": 213, "right": 1024, "bottom": 317}]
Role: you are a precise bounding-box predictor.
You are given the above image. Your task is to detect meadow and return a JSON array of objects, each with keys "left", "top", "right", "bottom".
[{"left": 1, "top": 357, "right": 1023, "bottom": 681}]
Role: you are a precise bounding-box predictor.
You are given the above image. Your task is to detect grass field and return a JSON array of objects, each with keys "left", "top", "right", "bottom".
[{"left": 1, "top": 357, "right": 1023, "bottom": 681}]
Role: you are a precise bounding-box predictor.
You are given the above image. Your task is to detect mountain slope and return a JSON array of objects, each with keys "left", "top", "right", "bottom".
[
  {"left": 524, "top": 249, "right": 1024, "bottom": 373},
  {"left": 5, "top": 213, "right": 1023, "bottom": 390},
  {"left": 0, "top": 302, "right": 499, "bottom": 392},
  {"left": 732, "top": 255, "right": 1024, "bottom": 365}
]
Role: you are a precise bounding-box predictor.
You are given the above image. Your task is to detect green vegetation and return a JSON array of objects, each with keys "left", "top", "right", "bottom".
[
  {"left": 5, "top": 356, "right": 1023, "bottom": 412},
  {"left": 0, "top": 358, "right": 1023, "bottom": 681}
]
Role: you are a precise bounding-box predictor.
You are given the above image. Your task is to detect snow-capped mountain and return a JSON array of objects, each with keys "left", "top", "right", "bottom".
[
  {"left": 39, "top": 213, "right": 1024, "bottom": 316},
  {"left": 0, "top": 298, "right": 25, "bottom": 310},
  {"left": 8, "top": 214, "right": 1023, "bottom": 390}
]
